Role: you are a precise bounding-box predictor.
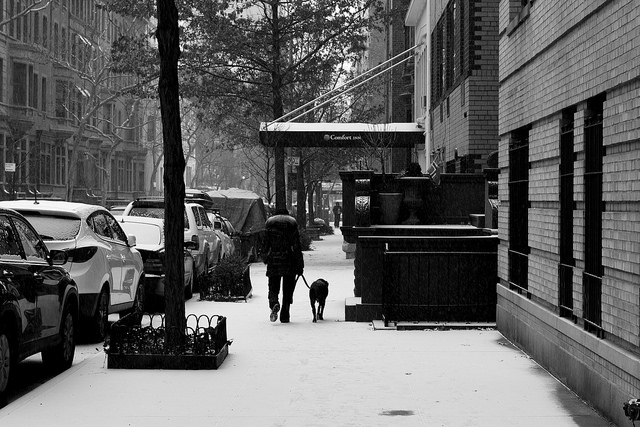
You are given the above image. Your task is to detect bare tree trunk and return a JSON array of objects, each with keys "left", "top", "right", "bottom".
[
  {"left": 270, "top": 1, "right": 286, "bottom": 210},
  {"left": 157, "top": 0, "right": 185, "bottom": 351}
]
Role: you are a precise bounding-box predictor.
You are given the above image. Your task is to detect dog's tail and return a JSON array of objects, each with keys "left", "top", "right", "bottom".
[{"left": 296, "top": 274, "right": 311, "bottom": 289}]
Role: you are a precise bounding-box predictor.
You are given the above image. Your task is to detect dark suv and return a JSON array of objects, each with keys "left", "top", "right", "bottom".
[{"left": 0, "top": 207, "right": 79, "bottom": 400}]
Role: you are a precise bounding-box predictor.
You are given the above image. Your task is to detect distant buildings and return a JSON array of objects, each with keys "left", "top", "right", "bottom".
[{"left": 0, "top": 2, "right": 155, "bottom": 204}]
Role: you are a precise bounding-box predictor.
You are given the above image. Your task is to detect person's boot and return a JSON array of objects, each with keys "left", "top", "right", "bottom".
[
  {"left": 270, "top": 303, "right": 280, "bottom": 322},
  {"left": 280, "top": 304, "right": 290, "bottom": 323}
]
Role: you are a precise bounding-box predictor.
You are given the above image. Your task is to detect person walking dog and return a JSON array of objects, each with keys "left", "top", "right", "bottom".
[{"left": 262, "top": 208, "right": 304, "bottom": 323}]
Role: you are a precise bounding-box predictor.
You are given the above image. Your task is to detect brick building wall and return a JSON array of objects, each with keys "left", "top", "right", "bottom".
[
  {"left": 430, "top": 0, "right": 499, "bottom": 173},
  {"left": 497, "top": 1, "right": 640, "bottom": 424}
]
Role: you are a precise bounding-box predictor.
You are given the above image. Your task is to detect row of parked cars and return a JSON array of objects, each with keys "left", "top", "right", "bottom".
[{"left": 0, "top": 191, "right": 237, "bottom": 400}]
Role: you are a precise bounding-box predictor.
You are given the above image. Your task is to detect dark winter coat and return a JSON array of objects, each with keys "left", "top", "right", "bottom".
[{"left": 262, "top": 214, "right": 304, "bottom": 277}]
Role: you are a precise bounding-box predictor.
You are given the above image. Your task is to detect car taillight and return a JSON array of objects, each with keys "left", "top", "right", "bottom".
[
  {"left": 67, "top": 246, "right": 98, "bottom": 263},
  {"left": 190, "top": 235, "right": 199, "bottom": 250}
]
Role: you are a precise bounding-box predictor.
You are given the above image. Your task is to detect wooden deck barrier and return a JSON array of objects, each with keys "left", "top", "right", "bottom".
[
  {"left": 382, "top": 249, "right": 497, "bottom": 324},
  {"left": 348, "top": 230, "right": 498, "bottom": 322}
]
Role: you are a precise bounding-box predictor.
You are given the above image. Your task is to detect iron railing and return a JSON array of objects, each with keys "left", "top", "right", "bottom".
[{"left": 107, "top": 313, "right": 228, "bottom": 356}]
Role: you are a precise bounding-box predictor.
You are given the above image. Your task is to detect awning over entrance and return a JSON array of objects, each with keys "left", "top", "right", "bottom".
[{"left": 259, "top": 122, "right": 424, "bottom": 148}]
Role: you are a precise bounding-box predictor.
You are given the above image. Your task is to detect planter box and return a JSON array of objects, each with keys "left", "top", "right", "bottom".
[
  {"left": 106, "top": 313, "right": 230, "bottom": 370},
  {"left": 107, "top": 343, "right": 229, "bottom": 370}
]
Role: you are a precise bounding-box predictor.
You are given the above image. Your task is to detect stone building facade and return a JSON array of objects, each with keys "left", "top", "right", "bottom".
[
  {"left": 497, "top": 0, "right": 640, "bottom": 424},
  {"left": 0, "top": 1, "right": 152, "bottom": 204}
]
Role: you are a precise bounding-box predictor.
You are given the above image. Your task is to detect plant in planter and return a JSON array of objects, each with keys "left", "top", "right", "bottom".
[{"left": 200, "top": 254, "right": 252, "bottom": 301}]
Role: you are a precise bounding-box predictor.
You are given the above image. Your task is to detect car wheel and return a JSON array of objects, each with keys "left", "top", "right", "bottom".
[
  {"left": 120, "top": 281, "right": 145, "bottom": 324},
  {"left": 0, "top": 326, "right": 14, "bottom": 399},
  {"left": 42, "top": 306, "right": 76, "bottom": 372},
  {"left": 197, "top": 251, "right": 210, "bottom": 292},
  {"left": 88, "top": 288, "right": 109, "bottom": 342},
  {"left": 203, "top": 248, "right": 211, "bottom": 274}
]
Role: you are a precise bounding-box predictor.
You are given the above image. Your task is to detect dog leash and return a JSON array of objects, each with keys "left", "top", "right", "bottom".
[{"left": 296, "top": 274, "right": 311, "bottom": 289}]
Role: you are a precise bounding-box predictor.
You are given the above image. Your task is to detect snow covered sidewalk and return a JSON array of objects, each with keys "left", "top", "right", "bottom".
[{"left": 0, "top": 230, "right": 613, "bottom": 426}]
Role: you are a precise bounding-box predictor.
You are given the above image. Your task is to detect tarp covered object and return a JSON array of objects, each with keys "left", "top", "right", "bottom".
[{"left": 206, "top": 188, "right": 267, "bottom": 234}]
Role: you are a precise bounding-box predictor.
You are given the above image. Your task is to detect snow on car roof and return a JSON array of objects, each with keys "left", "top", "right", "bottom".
[{"left": 0, "top": 199, "right": 105, "bottom": 218}]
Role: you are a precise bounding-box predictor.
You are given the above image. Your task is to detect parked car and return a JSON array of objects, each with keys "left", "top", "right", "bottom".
[
  {"left": 0, "top": 200, "right": 144, "bottom": 341},
  {"left": 184, "top": 188, "right": 215, "bottom": 210},
  {"left": 117, "top": 216, "right": 196, "bottom": 309},
  {"left": 121, "top": 198, "right": 221, "bottom": 286},
  {"left": 210, "top": 212, "right": 237, "bottom": 259},
  {"left": 0, "top": 207, "right": 79, "bottom": 400}
]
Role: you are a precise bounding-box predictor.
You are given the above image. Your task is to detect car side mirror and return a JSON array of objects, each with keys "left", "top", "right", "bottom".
[
  {"left": 49, "top": 249, "right": 69, "bottom": 265},
  {"left": 127, "top": 234, "right": 137, "bottom": 247}
]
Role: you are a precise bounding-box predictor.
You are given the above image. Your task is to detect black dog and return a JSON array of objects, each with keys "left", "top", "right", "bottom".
[{"left": 309, "top": 279, "right": 329, "bottom": 322}]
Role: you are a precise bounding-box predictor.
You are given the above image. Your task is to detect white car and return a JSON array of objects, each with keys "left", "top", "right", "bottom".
[
  {"left": 0, "top": 200, "right": 144, "bottom": 341},
  {"left": 117, "top": 215, "right": 196, "bottom": 308},
  {"left": 122, "top": 198, "right": 221, "bottom": 286}
]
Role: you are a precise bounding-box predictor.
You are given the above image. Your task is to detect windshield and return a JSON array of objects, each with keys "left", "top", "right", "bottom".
[
  {"left": 22, "top": 214, "right": 81, "bottom": 241},
  {"left": 129, "top": 207, "right": 165, "bottom": 219},
  {"left": 129, "top": 206, "right": 189, "bottom": 229},
  {"left": 120, "top": 222, "right": 162, "bottom": 245}
]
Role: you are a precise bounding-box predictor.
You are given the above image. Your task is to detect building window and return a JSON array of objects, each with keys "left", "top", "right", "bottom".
[
  {"left": 31, "top": 71, "right": 38, "bottom": 108},
  {"left": 40, "top": 141, "right": 52, "bottom": 185},
  {"left": 34, "top": 11, "right": 39, "bottom": 43},
  {"left": 103, "top": 103, "right": 113, "bottom": 134},
  {"left": 41, "top": 76, "right": 47, "bottom": 112},
  {"left": 431, "top": 0, "right": 468, "bottom": 107},
  {"left": 22, "top": 4, "right": 28, "bottom": 42},
  {"left": 507, "top": 0, "right": 534, "bottom": 36},
  {"left": 42, "top": 16, "right": 48, "bottom": 48},
  {"left": 54, "top": 141, "right": 66, "bottom": 185},
  {"left": 508, "top": 125, "right": 530, "bottom": 293},
  {"left": 146, "top": 115, "right": 156, "bottom": 142},
  {"left": 117, "top": 158, "right": 125, "bottom": 191},
  {"left": 14, "top": 139, "right": 27, "bottom": 184},
  {"left": 559, "top": 107, "right": 576, "bottom": 320},
  {"left": 61, "top": 27, "right": 67, "bottom": 61},
  {"left": 8, "top": 0, "right": 14, "bottom": 37},
  {"left": 15, "top": 0, "right": 21, "bottom": 41},
  {"left": 12, "top": 62, "right": 28, "bottom": 106},
  {"left": 583, "top": 95, "right": 604, "bottom": 336},
  {"left": 125, "top": 158, "right": 132, "bottom": 191},
  {"left": 53, "top": 23, "right": 59, "bottom": 58},
  {"left": 27, "top": 65, "right": 33, "bottom": 107},
  {"left": 55, "top": 80, "right": 69, "bottom": 118}
]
